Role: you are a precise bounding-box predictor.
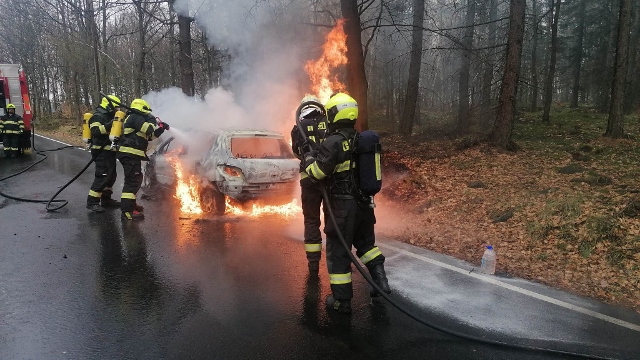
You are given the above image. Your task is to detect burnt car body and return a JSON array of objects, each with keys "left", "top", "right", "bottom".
[{"left": 143, "top": 129, "right": 299, "bottom": 214}]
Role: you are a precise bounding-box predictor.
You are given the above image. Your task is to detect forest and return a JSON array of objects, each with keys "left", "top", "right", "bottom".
[{"left": 0, "top": 1, "right": 638, "bottom": 311}]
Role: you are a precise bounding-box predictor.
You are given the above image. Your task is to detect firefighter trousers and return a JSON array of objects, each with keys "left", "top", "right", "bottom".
[
  {"left": 118, "top": 155, "right": 143, "bottom": 212},
  {"left": 301, "top": 180, "right": 324, "bottom": 263},
  {"left": 3, "top": 133, "right": 20, "bottom": 157},
  {"left": 324, "top": 197, "right": 385, "bottom": 301},
  {"left": 87, "top": 150, "right": 118, "bottom": 205}
]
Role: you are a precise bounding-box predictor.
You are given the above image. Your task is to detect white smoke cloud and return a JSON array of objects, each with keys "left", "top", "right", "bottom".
[{"left": 144, "top": 1, "right": 315, "bottom": 139}]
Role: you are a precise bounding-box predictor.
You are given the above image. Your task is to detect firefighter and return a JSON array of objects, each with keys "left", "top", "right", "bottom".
[
  {"left": 1, "top": 104, "right": 24, "bottom": 158},
  {"left": 291, "top": 95, "right": 328, "bottom": 274},
  {"left": 86, "top": 95, "right": 122, "bottom": 212},
  {"left": 303, "top": 93, "right": 391, "bottom": 314},
  {"left": 117, "top": 99, "right": 169, "bottom": 220}
]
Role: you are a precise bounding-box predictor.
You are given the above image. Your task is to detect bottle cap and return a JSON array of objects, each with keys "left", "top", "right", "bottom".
[{"left": 486, "top": 245, "right": 493, "bottom": 250}]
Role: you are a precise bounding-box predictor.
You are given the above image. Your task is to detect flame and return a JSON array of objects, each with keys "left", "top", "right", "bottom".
[
  {"left": 305, "top": 19, "right": 348, "bottom": 103},
  {"left": 225, "top": 198, "right": 301, "bottom": 218},
  {"left": 167, "top": 155, "right": 203, "bottom": 215}
]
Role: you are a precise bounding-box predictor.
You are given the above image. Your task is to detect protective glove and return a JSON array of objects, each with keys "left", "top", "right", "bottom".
[{"left": 303, "top": 153, "right": 315, "bottom": 169}]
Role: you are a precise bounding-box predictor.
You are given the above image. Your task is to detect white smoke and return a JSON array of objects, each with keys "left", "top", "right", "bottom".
[{"left": 144, "top": 1, "right": 316, "bottom": 139}]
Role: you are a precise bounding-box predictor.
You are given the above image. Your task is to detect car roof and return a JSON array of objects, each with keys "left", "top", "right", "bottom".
[{"left": 224, "top": 129, "right": 283, "bottom": 137}]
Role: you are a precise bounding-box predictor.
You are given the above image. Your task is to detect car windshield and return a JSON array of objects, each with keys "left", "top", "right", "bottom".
[{"left": 231, "top": 136, "right": 295, "bottom": 159}]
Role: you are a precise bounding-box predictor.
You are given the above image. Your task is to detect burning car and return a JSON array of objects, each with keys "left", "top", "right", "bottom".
[{"left": 143, "top": 129, "right": 299, "bottom": 215}]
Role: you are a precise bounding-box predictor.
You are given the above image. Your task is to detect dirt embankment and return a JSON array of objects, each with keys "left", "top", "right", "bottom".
[{"left": 378, "top": 134, "right": 640, "bottom": 313}]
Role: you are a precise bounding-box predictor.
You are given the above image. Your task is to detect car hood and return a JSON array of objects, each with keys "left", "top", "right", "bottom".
[{"left": 223, "top": 158, "right": 299, "bottom": 184}]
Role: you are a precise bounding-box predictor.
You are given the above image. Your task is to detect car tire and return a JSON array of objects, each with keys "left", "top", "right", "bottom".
[{"left": 201, "top": 186, "right": 225, "bottom": 215}]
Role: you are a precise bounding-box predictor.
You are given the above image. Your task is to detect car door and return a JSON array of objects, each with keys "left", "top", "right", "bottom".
[{"left": 153, "top": 138, "right": 181, "bottom": 186}]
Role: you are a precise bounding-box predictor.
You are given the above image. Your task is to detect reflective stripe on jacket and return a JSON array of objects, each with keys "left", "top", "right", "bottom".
[
  {"left": 89, "top": 107, "right": 115, "bottom": 149},
  {"left": 1, "top": 114, "right": 24, "bottom": 134},
  {"left": 305, "top": 127, "right": 357, "bottom": 196},
  {"left": 118, "top": 111, "right": 164, "bottom": 160}
]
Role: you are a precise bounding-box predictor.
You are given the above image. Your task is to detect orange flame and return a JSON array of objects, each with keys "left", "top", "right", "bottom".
[
  {"left": 305, "top": 19, "right": 348, "bottom": 103},
  {"left": 225, "top": 198, "right": 301, "bottom": 218},
  {"left": 167, "top": 156, "right": 203, "bottom": 215}
]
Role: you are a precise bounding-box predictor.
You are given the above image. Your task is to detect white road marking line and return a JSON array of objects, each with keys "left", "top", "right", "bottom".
[
  {"left": 379, "top": 242, "right": 640, "bottom": 332},
  {"left": 34, "top": 134, "right": 75, "bottom": 147}
]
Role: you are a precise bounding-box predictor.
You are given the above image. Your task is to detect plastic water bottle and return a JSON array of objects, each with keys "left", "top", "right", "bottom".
[{"left": 480, "top": 245, "right": 496, "bottom": 275}]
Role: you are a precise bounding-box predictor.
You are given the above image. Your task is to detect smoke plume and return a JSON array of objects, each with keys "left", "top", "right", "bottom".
[{"left": 146, "top": 1, "right": 314, "bottom": 137}]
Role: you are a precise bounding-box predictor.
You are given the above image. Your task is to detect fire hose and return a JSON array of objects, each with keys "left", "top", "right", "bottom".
[{"left": 294, "top": 104, "right": 618, "bottom": 360}]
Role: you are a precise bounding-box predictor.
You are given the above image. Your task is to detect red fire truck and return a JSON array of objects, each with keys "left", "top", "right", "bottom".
[{"left": 0, "top": 64, "right": 33, "bottom": 153}]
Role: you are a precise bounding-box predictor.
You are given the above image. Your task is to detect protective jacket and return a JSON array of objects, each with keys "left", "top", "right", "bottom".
[
  {"left": 118, "top": 111, "right": 164, "bottom": 160},
  {"left": 305, "top": 126, "right": 358, "bottom": 197},
  {"left": 1, "top": 113, "right": 24, "bottom": 134},
  {"left": 89, "top": 107, "right": 115, "bottom": 150},
  {"left": 292, "top": 113, "right": 328, "bottom": 182}
]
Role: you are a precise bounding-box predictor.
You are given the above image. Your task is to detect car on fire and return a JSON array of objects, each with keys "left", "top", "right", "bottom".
[{"left": 142, "top": 129, "right": 299, "bottom": 215}]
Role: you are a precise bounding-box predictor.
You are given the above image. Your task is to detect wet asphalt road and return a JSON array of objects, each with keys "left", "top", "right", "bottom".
[{"left": 1, "top": 136, "right": 639, "bottom": 360}]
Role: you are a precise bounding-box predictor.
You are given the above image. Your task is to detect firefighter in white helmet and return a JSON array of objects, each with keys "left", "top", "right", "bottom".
[
  {"left": 291, "top": 95, "right": 328, "bottom": 274},
  {"left": 86, "top": 95, "right": 122, "bottom": 212},
  {"left": 303, "top": 93, "right": 391, "bottom": 314},
  {"left": 1, "top": 104, "right": 24, "bottom": 158},
  {"left": 117, "top": 98, "right": 169, "bottom": 220}
]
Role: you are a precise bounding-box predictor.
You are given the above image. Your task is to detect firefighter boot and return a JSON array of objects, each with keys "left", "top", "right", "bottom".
[
  {"left": 369, "top": 263, "right": 392, "bottom": 298},
  {"left": 134, "top": 203, "right": 144, "bottom": 212},
  {"left": 101, "top": 197, "right": 121, "bottom": 208},
  {"left": 86, "top": 204, "right": 105, "bottom": 213},
  {"left": 101, "top": 189, "right": 121, "bottom": 208},
  {"left": 121, "top": 210, "right": 145, "bottom": 221},
  {"left": 325, "top": 295, "right": 352, "bottom": 314}
]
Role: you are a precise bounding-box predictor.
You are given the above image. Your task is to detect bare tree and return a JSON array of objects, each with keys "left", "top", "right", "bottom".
[
  {"left": 490, "top": 0, "right": 525, "bottom": 150},
  {"left": 399, "top": 0, "right": 425, "bottom": 136},
  {"left": 570, "top": 0, "right": 586, "bottom": 108},
  {"left": 542, "top": 0, "right": 561, "bottom": 123},
  {"left": 529, "top": 0, "right": 539, "bottom": 111},
  {"left": 606, "top": 0, "right": 632, "bottom": 138},
  {"left": 340, "top": 0, "right": 369, "bottom": 131},
  {"left": 456, "top": 0, "right": 476, "bottom": 134}
]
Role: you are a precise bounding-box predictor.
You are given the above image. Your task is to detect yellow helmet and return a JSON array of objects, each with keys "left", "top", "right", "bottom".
[
  {"left": 130, "top": 98, "right": 152, "bottom": 114},
  {"left": 325, "top": 93, "right": 357, "bottom": 124},
  {"left": 6, "top": 103, "right": 16, "bottom": 109},
  {"left": 100, "top": 95, "right": 121, "bottom": 111}
]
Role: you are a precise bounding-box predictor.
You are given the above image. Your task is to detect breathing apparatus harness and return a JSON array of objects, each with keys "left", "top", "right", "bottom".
[{"left": 294, "top": 104, "right": 617, "bottom": 360}]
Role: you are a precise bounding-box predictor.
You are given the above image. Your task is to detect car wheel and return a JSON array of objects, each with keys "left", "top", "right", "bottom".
[{"left": 200, "top": 186, "right": 225, "bottom": 215}]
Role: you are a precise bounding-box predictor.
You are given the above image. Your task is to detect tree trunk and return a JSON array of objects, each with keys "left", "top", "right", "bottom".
[
  {"left": 530, "top": 0, "right": 539, "bottom": 111},
  {"left": 570, "top": 0, "right": 586, "bottom": 108},
  {"left": 606, "top": 0, "right": 632, "bottom": 138},
  {"left": 133, "top": 0, "right": 146, "bottom": 97},
  {"left": 456, "top": 0, "right": 476, "bottom": 134},
  {"left": 340, "top": 0, "right": 369, "bottom": 131},
  {"left": 482, "top": 0, "right": 497, "bottom": 110},
  {"left": 490, "top": 0, "right": 525, "bottom": 149},
  {"left": 178, "top": 14, "right": 195, "bottom": 96},
  {"left": 597, "top": 4, "right": 619, "bottom": 112},
  {"left": 85, "top": 0, "right": 101, "bottom": 104},
  {"left": 542, "top": 0, "right": 561, "bottom": 123},
  {"left": 399, "top": 0, "right": 425, "bottom": 136},
  {"left": 623, "top": 2, "right": 640, "bottom": 112}
]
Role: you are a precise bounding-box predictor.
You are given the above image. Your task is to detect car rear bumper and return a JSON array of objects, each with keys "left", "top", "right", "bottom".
[{"left": 221, "top": 181, "right": 297, "bottom": 202}]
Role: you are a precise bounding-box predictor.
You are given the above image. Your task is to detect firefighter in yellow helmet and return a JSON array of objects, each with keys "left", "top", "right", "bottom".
[
  {"left": 291, "top": 95, "right": 328, "bottom": 274},
  {"left": 86, "top": 95, "right": 122, "bottom": 212},
  {"left": 303, "top": 93, "right": 391, "bottom": 314},
  {"left": 1, "top": 104, "right": 24, "bottom": 158},
  {"left": 117, "top": 98, "right": 170, "bottom": 220}
]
